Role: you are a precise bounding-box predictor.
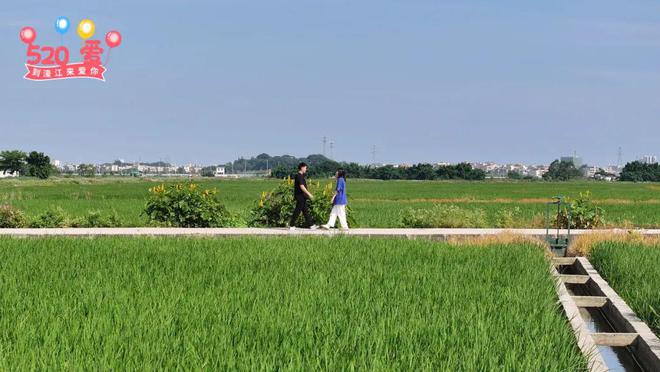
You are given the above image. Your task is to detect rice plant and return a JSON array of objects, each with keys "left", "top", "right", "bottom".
[
  {"left": 0, "top": 237, "right": 586, "bottom": 370},
  {"left": 590, "top": 241, "right": 660, "bottom": 335}
]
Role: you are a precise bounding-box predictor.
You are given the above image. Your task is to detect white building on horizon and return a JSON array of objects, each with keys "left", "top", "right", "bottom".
[
  {"left": 0, "top": 171, "right": 19, "bottom": 178},
  {"left": 640, "top": 155, "right": 657, "bottom": 164}
]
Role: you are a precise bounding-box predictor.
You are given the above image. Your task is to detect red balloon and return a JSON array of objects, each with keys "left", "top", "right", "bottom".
[
  {"left": 105, "top": 31, "right": 122, "bottom": 48},
  {"left": 20, "top": 27, "right": 36, "bottom": 44}
]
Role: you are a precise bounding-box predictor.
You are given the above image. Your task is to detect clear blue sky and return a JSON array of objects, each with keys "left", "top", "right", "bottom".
[{"left": 2, "top": 0, "right": 659, "bottom": 165}]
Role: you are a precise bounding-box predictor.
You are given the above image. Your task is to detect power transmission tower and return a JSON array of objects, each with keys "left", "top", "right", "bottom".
[
  {"left": 329, "top": 140, "right": 334, "bottom": 159},
  {"left": 617, "top": 146, "right": 623, "bottom": 168},
  {"left": 323, "top": 136, "right": 327, "bottom": 156},
  {"left": 371, "top": 145, "right": 377, "bottom": 164}
]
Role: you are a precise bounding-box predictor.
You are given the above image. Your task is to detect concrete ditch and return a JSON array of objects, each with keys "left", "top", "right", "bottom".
[{"left": 553, "top": 257, "right": 660, "bottom": 371}]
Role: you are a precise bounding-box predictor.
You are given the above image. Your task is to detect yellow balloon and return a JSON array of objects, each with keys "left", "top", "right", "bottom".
[{"left": 77, "top": 19, "right": 95, "bottom": 40}]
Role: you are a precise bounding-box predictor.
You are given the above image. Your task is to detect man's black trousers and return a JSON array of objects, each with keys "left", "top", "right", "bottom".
[{"left": 290, "top": 195, "right": 314, "bottom": 227}]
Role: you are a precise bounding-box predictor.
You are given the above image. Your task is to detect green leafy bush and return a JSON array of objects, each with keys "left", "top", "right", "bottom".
[
  {"left": 143, "top": 183, "right": 242, "bottom": 227},
  {"left": 0, "top": 204, "right": 28, "bottom": 228},
  {"left": 30, "top": 207, "right": 69, "bottom": 228},
  {"left": 401, "top": 204, "right": 487, "bottom": 228},
  {"left": 249, "top": 178, "right": 356, "bottom": 227},
  {"left": 555, "top": 191, "right": 605, "bottom": 229}
]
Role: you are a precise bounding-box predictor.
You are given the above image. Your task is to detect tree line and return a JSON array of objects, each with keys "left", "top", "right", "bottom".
[
  {"left": 234, "top": 154, "right": 486, "bottom": 180},
  {"left": 619, "top": 161, "right": 660, "bottom": 182},
  {"left": 3, "top": 149, "right": 659, "bottom": 182},
  {"left": 0, "top": 150, "right": 54, "bottom": 179}
]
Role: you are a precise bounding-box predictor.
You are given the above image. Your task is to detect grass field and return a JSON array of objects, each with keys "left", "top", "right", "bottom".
[
  {"left": 589, "top": 241, "right": 660, "bottom": 336},
  {"left": 1, "top": 177, "right": 659, "bottom": 227},
  {"left": 0, "top": 237, "right": 586, "bottom": 370}
]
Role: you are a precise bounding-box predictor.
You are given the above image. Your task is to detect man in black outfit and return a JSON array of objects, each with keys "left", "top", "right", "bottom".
[{"left": 289, "top": 162, "right": 318, "bottom": 230}]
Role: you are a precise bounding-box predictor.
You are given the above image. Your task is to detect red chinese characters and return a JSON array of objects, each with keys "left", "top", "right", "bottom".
[
  {"left": 80, "top": 40, "right": 104, "bottom": 66},
  {"left": 25, "top": 63, "right": 106, "bottom": 81}
]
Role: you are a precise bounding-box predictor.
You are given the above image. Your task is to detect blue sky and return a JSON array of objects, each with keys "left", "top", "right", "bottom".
[{"left": 2, "top": 0, "right": 659, "bottom": 165}]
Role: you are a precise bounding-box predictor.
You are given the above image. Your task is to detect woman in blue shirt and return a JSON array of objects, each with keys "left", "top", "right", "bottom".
[{"left": 322, "top": 169, "right": 349, "bottom": 230}]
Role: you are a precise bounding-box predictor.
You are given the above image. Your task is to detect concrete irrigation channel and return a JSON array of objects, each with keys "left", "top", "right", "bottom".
[
  {"left": 553, "top": 257, "right": 660, "bottom": 371},
  {"left": 1, "top": 227, "right": 659, "bottom": 370}
]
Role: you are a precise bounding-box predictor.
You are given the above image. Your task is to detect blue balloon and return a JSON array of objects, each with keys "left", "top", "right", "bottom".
[{"left": 55, "top": 16, "right": 70, "bottom": 35}]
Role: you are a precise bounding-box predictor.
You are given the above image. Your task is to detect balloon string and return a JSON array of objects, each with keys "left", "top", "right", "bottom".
[{"left": 104, "top": 48, "right": 112, "bottom": 67}]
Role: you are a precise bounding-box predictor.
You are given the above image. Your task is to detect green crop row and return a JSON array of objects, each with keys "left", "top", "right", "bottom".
[
  {"left": 589, "top": 241, "right": 660, "bottom": 336},
  {"left": 0, "top": 237, "right": 586, "bottom": 370}
]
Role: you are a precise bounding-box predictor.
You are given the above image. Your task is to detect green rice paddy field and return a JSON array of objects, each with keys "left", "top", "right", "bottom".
[
  {"left": 1, "top": 177, "right": 659, "bottom": 227},
  {"left": 590, "top": 241, "right": 660, "bottom": 336},
  {"left": 0, "top": 237, "right": 586, "bottom": 370}
]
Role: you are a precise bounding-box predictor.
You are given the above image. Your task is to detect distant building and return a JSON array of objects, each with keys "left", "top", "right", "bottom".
[
  {"left": 604, "top": 165, "right": 621, "bottom": 176},
  {"left": 214, "top": 166, "right": 226, "bottom": 177},
  {"left": 584, "top": 166, "right": 599, "bottom": 178},
  {"left": 0, "top": 171, "right": 19, "bottom": 178},
  {"left": 640, "top": 155, "right": 657, "bottom": 164},
  {"left": 183, "top": 164, "right": 202, "bottom": 174}
]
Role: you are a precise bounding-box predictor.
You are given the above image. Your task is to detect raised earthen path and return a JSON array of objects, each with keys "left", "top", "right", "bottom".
[{"left": 0, "top": 227, "right": 658, "bottom": 237}]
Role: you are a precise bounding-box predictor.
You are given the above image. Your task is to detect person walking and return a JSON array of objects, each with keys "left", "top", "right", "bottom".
[
  {"left": 289, "top": 162, "right": 318, "bottom": 230},
  {"left": 321, "top": 169, "right": 349, "bottom": 230}
]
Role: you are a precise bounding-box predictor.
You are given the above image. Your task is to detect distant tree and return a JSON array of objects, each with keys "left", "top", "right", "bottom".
[
  {"left": 543, "top": 160, "right": 581, "bottom": 181},
  {"left": 619, "top": 161, "right": 660, "bottom": 182},
  {"left": 343, "top": 162, "right": 363, "bottom": 179},
  {"left": 436, "top": 163, "right": 485, "bottom": 180},
  {"left": 406, "top": 163, "right": 436, "bottom": 180},
  {"left": 26, "top": 151, "right": 52, "bottom": 179},
  {"left": 507, "top": 170, "right": 523, "bottom": 180},
  {"left": 201, "top": 166, "right": 216, "bottom": 177},
  {"left": 77, "top": 164, "right": 96, "bottom": 177},
  {"left": 372, "top": 165, "right": 403, "bottom": 180},
  {"left": 271, "top": 165, "right": 291, "bottom": 179},
  {"left": 0, "top": 150, "right": 27, "bottom": 175},
  {"left": 254, "top": 153, "right": 487, "bottom": 181}
]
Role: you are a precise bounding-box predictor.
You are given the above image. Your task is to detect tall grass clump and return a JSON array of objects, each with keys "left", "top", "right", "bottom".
[
  {"left": 70, "top": 210, "right": 124, "bottom": 227},
  {"left": 401, "top": 204, "right": 487, "bottom": 228},
  {"left": 0, "top": 237, "right": 586, "bottom": 370},
  {"left": 0, "top": 205, "right": 27, "bottom": 228},
  {"left": 29, "top": 206, "right": 68, "bottom": 227},
  {"left": 590, "top": 241, "right": 660, "bottom": 335}
]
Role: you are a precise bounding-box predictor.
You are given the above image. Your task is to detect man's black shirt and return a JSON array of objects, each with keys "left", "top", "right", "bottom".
[{"left": 294, "top": 172, "right": 307, "bottom": 198}]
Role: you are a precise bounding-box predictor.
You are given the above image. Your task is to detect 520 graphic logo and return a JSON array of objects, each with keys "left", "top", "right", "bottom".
[{"left": 20, "top": 17, "right": 122, "bottom": 82}]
